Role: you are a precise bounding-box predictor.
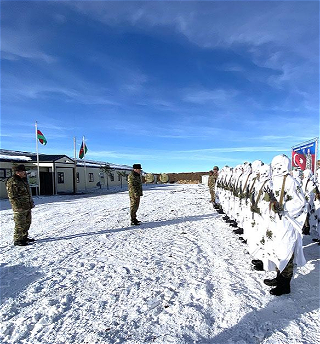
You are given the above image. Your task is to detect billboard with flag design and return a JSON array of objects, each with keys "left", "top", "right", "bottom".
[{"left": 292, "top": 138, "right": 318, "bottom": 172}]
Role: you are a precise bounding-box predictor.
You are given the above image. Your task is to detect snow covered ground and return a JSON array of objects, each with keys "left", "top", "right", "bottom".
[{"left": 1, "top": 183, "right": 319, "bottom": 344}]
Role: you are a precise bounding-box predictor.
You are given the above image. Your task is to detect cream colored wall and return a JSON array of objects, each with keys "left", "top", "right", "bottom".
[
  {"left": 0, "top": 160, "right": 130, "bottom": 198},
  {"left": 55, "top": 167, "right": 74, "bottom": 194},
  {"left": 0, "top": 162, "right": 39, "bottom": 198},
  {"left": 76, "top": 167, "right": 129, "bottom": 191},
  {"left": 102, "top": 170, "right": 129, "bottom": 189},
  {"left": 76, "top": 166, "right": 101, "bottom": 192}
]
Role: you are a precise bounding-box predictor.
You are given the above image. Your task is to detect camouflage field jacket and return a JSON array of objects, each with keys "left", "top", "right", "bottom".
[
  {"left": 208, "top": 175, "right": 217, "bottom": 189},
  {"left": 6, "top": 175, "right": 34, "bottom": 211},
  {"left": 128, "top": 171, "right": 143, "bottom": 198}
]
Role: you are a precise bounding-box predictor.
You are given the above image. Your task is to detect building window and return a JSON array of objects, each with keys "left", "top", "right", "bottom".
[
  {"left": 58, "top": 172, "right": 64, "bottom": 184},
  {"left": 0, "top": 168, "right": 12, "bottom": 179},
  {"left": 110, "top": 173, "right": 114, "bottom": 182},
  {"left": 76, "top": 172, "right": 80, "bottom": 183},
  {"left": 89, "top": 173, "right": 94, "bottom": 182}
]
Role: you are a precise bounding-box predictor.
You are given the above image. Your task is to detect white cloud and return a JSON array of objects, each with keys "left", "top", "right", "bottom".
[
  {"left": 67, "top": 1, "right": 318, "bottom": 97},
  {"left": 183, "top": 88, "right": 239, "bottom": 105},
  {"left": 177, "top": 146, "right": 286, "bottom": 154},
  {"left": 1, "top": 28, "right": 56, "bottom": 63}
]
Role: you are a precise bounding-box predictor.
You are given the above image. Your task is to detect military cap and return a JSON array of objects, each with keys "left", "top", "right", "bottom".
[
  {"left": 133, "top": 164, "right": 142, "bottom": 169},
  {"left": 213, "top": 166, "right": 219, "bottom": 171}
]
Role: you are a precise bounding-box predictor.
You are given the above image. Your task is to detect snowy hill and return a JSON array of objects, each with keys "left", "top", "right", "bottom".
[{"left": 1, "top": 184, "right": 319, "bottom": 344}]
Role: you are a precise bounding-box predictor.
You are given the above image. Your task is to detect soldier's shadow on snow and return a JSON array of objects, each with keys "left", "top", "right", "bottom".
[
  {"left": 0, "top": 263, "right": 43, "bottom": 305},
  {"left": 190, "top": 239, "right": 320, "bottom": 344},
  {"left": 36, "top": 213, "right": 220, "bottom": 243}
]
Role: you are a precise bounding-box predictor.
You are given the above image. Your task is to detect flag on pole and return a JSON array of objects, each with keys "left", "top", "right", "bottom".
[
  {"left": 79, "top": 141, "right": 88, "bottom": 159},
  {"left": 37, "top": 129, "right": 47, "bottom": 145}
]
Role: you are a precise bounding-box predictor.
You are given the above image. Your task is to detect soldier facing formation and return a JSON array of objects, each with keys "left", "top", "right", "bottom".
[{"left": 128, "top": 163, "right": 143, "bottom": 226}]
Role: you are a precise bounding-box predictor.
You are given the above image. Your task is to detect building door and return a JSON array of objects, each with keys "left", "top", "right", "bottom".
[{"left": 40, "top": 172, "right": 53, "bottom": 195}]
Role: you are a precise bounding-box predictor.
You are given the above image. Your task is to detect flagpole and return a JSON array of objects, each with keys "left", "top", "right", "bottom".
[
  {"left": 83, "top": 136, "right": 87, "bottom": 191},
  {"left": 35, "top": 121, "right": 41, "bottom": 196},
  {"left": 315, "top": 138, "right": 319, "bottom": 175},
  {"left": 74, "top": 137, "right": 77, "bottom": 194}
]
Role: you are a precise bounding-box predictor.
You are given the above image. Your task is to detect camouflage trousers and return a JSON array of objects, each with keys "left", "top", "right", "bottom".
[
  {"left": 130, "top": 195, "right": 140, "bottom": 221},
  {"left": 209, "top": 188, "right": 216, "bottom": 202},
  {"left": 13, "top": 210, "right": 32, "bottom": 242},
  {"left": 277, "top": 254, "right": 294, "bottom": 279}
]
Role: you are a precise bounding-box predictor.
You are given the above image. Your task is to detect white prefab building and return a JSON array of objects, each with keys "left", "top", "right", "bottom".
[
  {"left": 201, "top": 174, "right": 209, "bottom": 185},
  {"left": 0, "top": 150, "right": 133, "bottom": 198}
]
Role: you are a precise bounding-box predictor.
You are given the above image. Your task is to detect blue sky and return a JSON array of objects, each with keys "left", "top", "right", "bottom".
[{"left": 1, "top": 0, "right": 319, "bottom": 173}]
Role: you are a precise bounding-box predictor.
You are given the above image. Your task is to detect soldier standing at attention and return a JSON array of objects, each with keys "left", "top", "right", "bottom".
[
  {"left": 6, "top": 164, "right": 35, "bottom": 246},
  {"left": 208, "top": 170, "right": 214, "bottom": 202},
  {"left": 128, "top": 164, "right": 143, "bottom": 225},
  {"left": 208, "top": 166, "right": 219, "bottom": 205}
]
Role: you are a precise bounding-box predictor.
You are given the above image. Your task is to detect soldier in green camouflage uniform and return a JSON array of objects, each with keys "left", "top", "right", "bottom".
[
  {"left": 208, "top": 166, "right": 219, "bottom": 204},
  {"left": 6, "top": 164, "right": 35, "bottom": 246},
  {"left": 128, "top": 164, "right": 143, "bottom": 225}
]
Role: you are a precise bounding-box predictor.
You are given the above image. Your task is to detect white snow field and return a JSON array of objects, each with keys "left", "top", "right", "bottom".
[{"left": 1, "top": 183, "right": 319, "bottom": 344}]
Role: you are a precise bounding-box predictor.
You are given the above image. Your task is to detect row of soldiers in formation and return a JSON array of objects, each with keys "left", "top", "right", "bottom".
[{"left": 208, "top": 154, "right": 320, "bottom": 296}]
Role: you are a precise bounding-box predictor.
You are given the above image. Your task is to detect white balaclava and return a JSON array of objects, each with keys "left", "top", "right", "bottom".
[
  {"left": 252, "top": 160, "right": 264, "bottom": 176},
  {"left": 271, "top": 154, "right": 290, "bottom": 177},
  {"left": 259, "top": 164, "right": 271, "bottom": 181}
]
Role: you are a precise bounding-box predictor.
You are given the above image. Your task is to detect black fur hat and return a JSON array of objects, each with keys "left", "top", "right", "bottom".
[
  {"left": 133, "top": 164, "right": 142, "bottom": 169},
  {"left": 13, "top": 164, "right": 27, "bottom": 172}
]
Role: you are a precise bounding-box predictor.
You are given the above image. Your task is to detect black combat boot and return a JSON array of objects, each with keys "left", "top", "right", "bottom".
[
  {"left": 253, "top": 260, "right": 264, "bottom": 271},
  {"left": 131, "top": 219, "right": 141, "bottom": 226},
  {"left": 302, "top": 225, "right": 310, "bottom": 235},
  {"left": 14, "top": 240, "right": 28, "bottom": 246},
  {"left": 270, "top": 274, "right": 291, "bottom": 296},
  {"left": 233, "top": 228, "right": 243, "bottom": 235},
  {"left": 264, "top": 271, "right": 280, "bottom": 287}
]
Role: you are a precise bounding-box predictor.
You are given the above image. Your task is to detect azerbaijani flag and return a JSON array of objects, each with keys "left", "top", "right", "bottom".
[
  {"left": 79, "top": 141, "right": 88, "bottom": 159},
  {"left": 37, "top": 129, "right": 47, "bottom": 145}
]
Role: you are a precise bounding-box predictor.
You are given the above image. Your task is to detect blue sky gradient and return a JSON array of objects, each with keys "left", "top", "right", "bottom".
[{"left": 1, "top": 0, "right": 319, "bottom": 173}]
